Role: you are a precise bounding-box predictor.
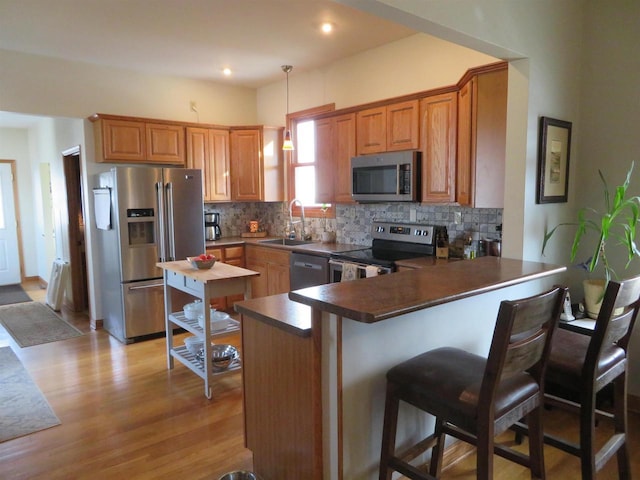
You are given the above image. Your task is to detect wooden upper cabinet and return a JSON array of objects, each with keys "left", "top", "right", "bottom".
[
  {"left": 315, "top": 113, "right": 356, "bottom": 204},
  {"left": 230, "top": 126, "right": 283, "bottom": 202},
  {"left": 186, "top": 127, "right": 230, "bottom": 202},
  {"left": 456, "top": 67, "right": 507, "bottom": 208},
  {"left": 456, "top": 80, "right": 474, "bottom": 206},
  {"left": 356, "top": 100, "right": 418, "bottom": 155},
  {"left": 333, "top": 113, "right": 357, "bottom": 203},
  {"left": 356, "top": 106, "right": 386, "bottom": 154},
  {"left": 92, "top": 115, "right": 185, "bottom": 165},
  {"left": 95, "top": 118, "right": 146, "bottom": 162},
  {"left": 387, "top": 100, "right": 419, "bottom": 152},
  {"left": 419, "top": 92, "right": 457, "bottom": 203},
  {"left": 314, "top": 117, "right": 334, "bottom": 204},
  {"left": 145, "top": 123, "right": 185, "bottom": 164}
]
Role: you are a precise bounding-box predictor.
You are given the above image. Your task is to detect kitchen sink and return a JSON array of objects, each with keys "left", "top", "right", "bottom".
[{"left": 259, "top": 238, "right": 317, "bottom": 246}]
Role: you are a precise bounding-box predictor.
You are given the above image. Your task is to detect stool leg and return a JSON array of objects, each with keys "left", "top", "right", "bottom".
[
  {"left": 613, "top": 375, "right": 630, "bottom": 480},
  {"left": 379, "top": 383, "right": 400, "bottom": 480},
  {"left": 579, "top": 389, "right": 597, "bottom": 480},
  {"left": 429, "top": 417, "right": 446, "bottom": 477},
  {"left": 527, "top": 406, "right": 546, "bottom": 479},
  {"left": 476, "top": 420, "right": 495, "bottom": 480}
]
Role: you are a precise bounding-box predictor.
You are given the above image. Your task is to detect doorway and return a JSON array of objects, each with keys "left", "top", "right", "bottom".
[
  {"left": 62, "top": 147, "right": 88, "bottom": 312},
  {"left": 0, "top": 160, "right": 23, "bottom": 285}
]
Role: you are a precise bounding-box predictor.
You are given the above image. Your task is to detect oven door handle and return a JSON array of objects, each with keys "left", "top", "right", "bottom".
[{"left": 329, "top": 259, "right": 384, "bottom": 273}]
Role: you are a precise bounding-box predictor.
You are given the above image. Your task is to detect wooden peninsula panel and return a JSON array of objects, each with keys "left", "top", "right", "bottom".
[{"left": 238, "top": 294, "right": 321, "bottom": 480}]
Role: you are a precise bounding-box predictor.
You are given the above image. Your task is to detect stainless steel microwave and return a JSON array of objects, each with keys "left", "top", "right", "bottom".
[{"left": 351, "top": 150, "right": 421, "bottom": 202}]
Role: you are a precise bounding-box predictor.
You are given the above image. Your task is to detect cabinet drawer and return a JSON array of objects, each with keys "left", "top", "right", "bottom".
[{"left": 225, "top": 245, "right": 244, "bottom": 260}]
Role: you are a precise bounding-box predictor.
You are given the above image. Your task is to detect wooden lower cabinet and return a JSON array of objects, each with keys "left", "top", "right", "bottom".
[
  {"left": 245, "top": 245, "right": 290, "bottom": 298},
  {"left": 205, "top": 245, "right": 245, "bottom": 311}
]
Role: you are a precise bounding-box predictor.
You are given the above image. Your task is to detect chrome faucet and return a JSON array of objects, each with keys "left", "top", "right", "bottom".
[{"left": 288, "top": 198, "right": 310, "bottom": 240}]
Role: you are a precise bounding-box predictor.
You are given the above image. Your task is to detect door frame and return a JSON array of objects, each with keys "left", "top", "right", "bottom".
[
  {"left": 0, "top": 159, "right": 24, "bottom": 283},
  {"left": 62, "top": 146, "right": 88, "bottom": 312}
]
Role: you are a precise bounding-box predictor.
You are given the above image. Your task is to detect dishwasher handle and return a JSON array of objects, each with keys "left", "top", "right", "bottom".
[{"left": 293, "top": 260, "right": 323, "bottom": 271}]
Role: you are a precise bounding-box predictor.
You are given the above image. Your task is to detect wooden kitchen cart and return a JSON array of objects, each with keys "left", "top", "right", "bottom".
[{"left": 157, "top": 260, "right": 259, "bottom": 398}]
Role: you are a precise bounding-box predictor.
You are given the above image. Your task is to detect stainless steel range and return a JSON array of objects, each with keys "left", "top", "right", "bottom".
[{"left": 329, "top": 220, "right": 442, "bottom": 282}]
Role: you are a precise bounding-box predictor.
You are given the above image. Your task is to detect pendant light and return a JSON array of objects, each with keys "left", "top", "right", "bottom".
[{"left": 281, "top": 65, "right": 294, "bottom": 151}]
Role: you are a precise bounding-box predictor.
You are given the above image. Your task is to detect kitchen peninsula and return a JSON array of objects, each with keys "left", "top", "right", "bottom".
[{"left": 235, "top": 257, "right": 566, "bottom": 480}]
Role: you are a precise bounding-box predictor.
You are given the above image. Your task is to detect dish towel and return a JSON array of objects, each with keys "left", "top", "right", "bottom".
[
  {"left": 365, "top": 265, "right": 379, "bottom": 278},
  {"left": 341, "top": 263, "right": 359, "bottom": 282}
]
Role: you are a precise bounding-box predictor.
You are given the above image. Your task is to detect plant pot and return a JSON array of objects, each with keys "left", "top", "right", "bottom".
[{"left": 583, "top": 278, "right": 606, "bottom": 319}]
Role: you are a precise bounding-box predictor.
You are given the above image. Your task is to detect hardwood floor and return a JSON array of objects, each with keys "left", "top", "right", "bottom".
[
  {"left": 0, "top": 281, "right": 252, "bottom": 480},
  {"left": 1, "top": 280, "right": 639, "bottom": 479}
]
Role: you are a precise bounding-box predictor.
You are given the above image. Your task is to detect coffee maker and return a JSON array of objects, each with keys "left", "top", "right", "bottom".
[{"left": 204, "top": 212, "right": 221, "bottom": 240}]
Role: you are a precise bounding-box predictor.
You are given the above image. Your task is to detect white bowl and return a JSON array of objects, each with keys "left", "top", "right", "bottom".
[
  {"left": 197, "top": 308, "right": 217, "bottom": 328},
  {"left": 183, "top": 336, "right": 204, "bottom": 355},
  {"left": 183, "top": 300, "right": 203, "bottom": 320}
]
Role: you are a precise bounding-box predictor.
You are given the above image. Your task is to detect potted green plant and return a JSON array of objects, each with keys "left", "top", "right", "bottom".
[{"left": 542, "top": 162, "right": 640, "bottom": 318}]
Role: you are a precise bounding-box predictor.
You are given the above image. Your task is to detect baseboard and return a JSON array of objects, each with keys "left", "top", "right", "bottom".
[{"left": 91, "top": 317, "right": 103, "bottom": 330}]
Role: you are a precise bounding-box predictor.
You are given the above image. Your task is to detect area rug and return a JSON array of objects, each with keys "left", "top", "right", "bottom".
[
  {"left": 0, "top": 346, "right": 60, "bottom": 442},
  {"left": 0, "top": 284, "right": 31, "bottom": 306},
  {"left": 0, "top": 302, "right": 83, "bottom": 348}
]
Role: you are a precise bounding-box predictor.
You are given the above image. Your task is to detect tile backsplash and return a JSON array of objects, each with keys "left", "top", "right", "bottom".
[{"left": 205, "top": 202, "right": 502, "bottom": 250}]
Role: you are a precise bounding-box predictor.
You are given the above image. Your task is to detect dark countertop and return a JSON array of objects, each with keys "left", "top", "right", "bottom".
[
  {"left": 206, "top": 236, "right": 367, "bottom": 257},
  {"left": 289, "top": 257, "right": 565, "bottom": 323},
  {"left": 235, "top": 257, "right": 565, "bottom": 335},
  {"left": 234, "top": 293, "right": 312, "bottom": 337}
]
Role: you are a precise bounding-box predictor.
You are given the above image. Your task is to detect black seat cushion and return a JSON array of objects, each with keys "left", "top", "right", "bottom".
[
  {"left": 387, "top": 347, "right": 539, "bottom": 431},
  {"left": 545, "top": 329, "right": 626, "bottom": 390}
]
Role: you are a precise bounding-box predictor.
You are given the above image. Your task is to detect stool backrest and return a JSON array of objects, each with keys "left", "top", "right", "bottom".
[
  {"left": 480, "top": 286, "right": 566, "bottom": 420},
  {"left": 586, "top": 275, "right": 640, "bottom": 387}
]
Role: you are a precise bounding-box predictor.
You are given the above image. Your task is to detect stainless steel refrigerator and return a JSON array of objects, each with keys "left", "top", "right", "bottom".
[{"left": 95, "top": 166, "right": 204, "bottom": 343}]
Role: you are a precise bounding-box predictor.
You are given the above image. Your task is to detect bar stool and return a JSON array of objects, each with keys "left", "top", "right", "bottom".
[
  {"left": 536, "top": 276, "right": 640, "bottom": 479},
  {"left": 378, "top": 286, "right": 566, "bottom": 480}
]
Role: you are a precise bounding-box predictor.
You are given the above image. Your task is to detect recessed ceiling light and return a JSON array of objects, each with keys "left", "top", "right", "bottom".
[
  {"left": 321, "top": 22, "right": 333, "bottom": 34},
  {"left": 223, "top": 68, "right": 232, "bottom": 76}
]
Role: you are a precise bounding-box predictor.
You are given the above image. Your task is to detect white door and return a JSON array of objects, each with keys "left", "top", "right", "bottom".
[{"left": 0, "top": 162, "right": 21, "bottom": 285}]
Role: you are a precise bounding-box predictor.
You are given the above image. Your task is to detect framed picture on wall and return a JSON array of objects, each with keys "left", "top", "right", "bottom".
[{"left": 536, "top": 116, "right": 572, "bottom": 204}]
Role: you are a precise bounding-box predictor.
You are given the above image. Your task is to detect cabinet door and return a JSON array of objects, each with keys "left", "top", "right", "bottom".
[
  {"left": 98, "top": 118, "right": 146, "bottom": 162},
  {"left": 267, "top": 262, "right": 291, "bottom": 296},
  {"left": 456, "top": 68, "right": 507, "bottom": 208},
  {"left": 387, "top": 100, "right": 419, "bottom": 152},
  {"left": 456, "top": 79, "right": 474, "bottom": 206},
  {"left": 474, "top": 69, "right": 507, "bottom": 208},
  {"left": 334, "top": 113, "right": 357, "bottom": 204},
  {"left": 145, "top": 123, "right": 185, "bottom": 165},
  {"left": 209, "top": 129, "right": 231, "bottom": 201},
  {"left": 231, "top": 129, "right": 262, "bottom": 201},
  {"left": 186, "top": 127, "right": 210, "bottom": 199},
  {"left": 225, "top": 246, "right": 245, "bottom": 307},
  {"left": 420, "top": 92, "right": 457, "bottom": 203},
  {"left": 356, "top": 106, "right": 386, "bottom": 154},
  {"left": 314, "top": 117, "right": 334, "bottom": 204},
  {"left": 205, "top": 246, "right": 226, "bottom": 310}
]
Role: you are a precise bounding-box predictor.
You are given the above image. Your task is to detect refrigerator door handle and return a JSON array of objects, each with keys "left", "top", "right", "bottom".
[
  {"left": 156, "top": 181, "right": 167, "bottom": 262},
  {"left": 165, "top": 182, "right": 176, "bottom": 261}
]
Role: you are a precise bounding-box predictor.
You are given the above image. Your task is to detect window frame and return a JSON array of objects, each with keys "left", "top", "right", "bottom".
[{"left": 286, "top": 104, "right": 336, "bottom": 219}]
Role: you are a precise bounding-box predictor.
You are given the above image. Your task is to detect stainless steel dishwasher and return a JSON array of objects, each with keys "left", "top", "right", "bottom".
[{"left": 289, "top": 252, "right": 330, "bottom": 290}]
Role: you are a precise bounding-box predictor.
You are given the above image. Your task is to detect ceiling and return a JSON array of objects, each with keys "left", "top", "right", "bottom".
[{"left": 0, "top": 0, "right": 416, "bottom": 90}]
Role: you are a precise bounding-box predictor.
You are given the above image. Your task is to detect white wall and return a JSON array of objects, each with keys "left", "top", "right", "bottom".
[
  {"left": 578, "top": 0, "right": 640, "bottom": 396},
  {"left": 257, "top": 32, "right": 497, "bottom": 126},
  {"left": 0, "top": 49, "right": 258, "bottom": 125}
]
